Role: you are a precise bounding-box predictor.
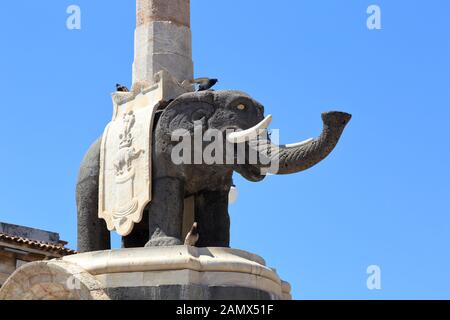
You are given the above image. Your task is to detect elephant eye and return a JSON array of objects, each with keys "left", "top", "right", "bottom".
[{"left": 236, "top": 104, "right": 246, "bottom": 111}]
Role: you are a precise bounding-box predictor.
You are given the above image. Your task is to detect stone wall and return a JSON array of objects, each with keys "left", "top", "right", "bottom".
[
  {"left": 0, "top": 252, "right": 15, "bottom": 287},
  {"left": 0, "top": 246, "right": 52, "bottom": 288}
]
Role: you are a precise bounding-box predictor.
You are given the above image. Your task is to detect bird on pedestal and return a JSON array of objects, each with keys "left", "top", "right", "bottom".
[
  {"left": 184, "top": 222, "right": 199, "bottom": 247},
  {"left": 116, "top": 83, "right": 129, "bottom": 92}
]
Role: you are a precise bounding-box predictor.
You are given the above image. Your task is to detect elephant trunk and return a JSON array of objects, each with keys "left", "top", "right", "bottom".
[
  {"left": 228, "top": 110, "right": 351, "bottom": 179},
  {"left": 272, "top": 111, "right": 351, "bottom": 175}
]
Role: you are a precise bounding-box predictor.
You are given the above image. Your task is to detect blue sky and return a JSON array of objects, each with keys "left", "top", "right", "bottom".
[{"left": 1, "top": 0, "right": 449, "bottom": 299}]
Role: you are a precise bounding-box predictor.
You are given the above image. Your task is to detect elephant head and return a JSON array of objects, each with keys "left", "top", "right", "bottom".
[{"left": 155, "top": 90, "right": 351, "bottom": 181}]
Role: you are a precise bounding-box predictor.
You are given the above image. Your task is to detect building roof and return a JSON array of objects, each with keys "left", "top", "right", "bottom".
[
  {"left": 0, "top": 233, "right": 76, "bottom": 256},
  {"left": 0, "top": 222, "right": 61, "bottom": 244}
]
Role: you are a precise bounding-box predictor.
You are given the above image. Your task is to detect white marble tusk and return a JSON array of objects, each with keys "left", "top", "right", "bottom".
[
  {"left": 282, "top": 138, "right": 314, "bottom": 149},
  {"left": 228, "top": 186, "right": 239, "bottom": 204},
  {"left": 226, "top": 115, "right": 273, "bottom": 144}
]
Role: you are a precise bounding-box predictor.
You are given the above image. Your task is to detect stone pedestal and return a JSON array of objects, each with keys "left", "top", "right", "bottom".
[{"left": 0, "top": 246, "right": 291, "bottom": 300}]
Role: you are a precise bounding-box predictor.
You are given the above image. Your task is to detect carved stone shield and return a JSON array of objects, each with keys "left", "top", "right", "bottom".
[
  {"left": 99, "top": 71, "right": 190, "bottom": 236},
  {"left": 99, "top": 89, "right": 157, "bottom": 236}
]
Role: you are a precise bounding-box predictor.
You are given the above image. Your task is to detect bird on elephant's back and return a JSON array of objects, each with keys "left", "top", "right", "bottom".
[{"left": 76, "top": 90, "right": 351, "bottom": 252}]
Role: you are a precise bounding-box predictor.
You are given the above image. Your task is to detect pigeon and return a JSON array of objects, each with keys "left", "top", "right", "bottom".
[
  {"left": 182, "top": 78, "right": 218, "bottom": 92},
  {"left": 184, "top": 222, "right": 199, "bottom": 247},
  {"left": 197, "top": 78, "right": 218, "bottom": 91},
  {"left": 116, "top": 83, "right": 129, "bottom": 92}
]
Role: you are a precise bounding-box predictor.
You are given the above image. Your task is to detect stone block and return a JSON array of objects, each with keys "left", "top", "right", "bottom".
[
  {"left": 137, "top": 0, "right": 190, "bottom": 27},
  {"left": 0, "top": 246, "right": 292, "bottom": 300},
  {"left": 0, "top": 255, "right": 15, "bottom": 274},
  {"left": 0, "top": 261, "right": 109, "bottom": 300},
  {"left": 133, "top": 21, "right": 193, "bottom": 84}
]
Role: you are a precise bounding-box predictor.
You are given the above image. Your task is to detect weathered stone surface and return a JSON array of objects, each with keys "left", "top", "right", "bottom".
[
  {"left": 0, "top": 247, "right": 292, "bottom": 300},
  {"left": 137, "top": 0, "right": 190, "bottom": 27},
  {"left": 63, "top": 246, "right": 271, "bottom": 277},
  {"left": 0, "top": 255, "right": 15, "bottom": 276},
  {"left": 134, "top": 22, "right": 192, "bottom": 59},
  {"left": 0, "top": 272, "right": 9, "bottom": 286},
  {"left": 281, "top": 281, "right": 292, "bottom": 300},
  {"left": 0, "top": 222, "right": 60, "bottom": 244},
  {"left": 96, "top": 269, "right": 283, "bottom": 298},
  {"left": 105, "top": 285, "right": 275, "bottom": 300},
  {"left": 63, "top": 246, "right": 291, "bottom": 300},
  {"left": 133, "top": 21, "right": 193, "bottom": 84},
  {"left": 0, "top": 261, "right": 109, "bottom": 300},
  {"left": 77, "top": 138, "right": 111, "bottom": 253}
]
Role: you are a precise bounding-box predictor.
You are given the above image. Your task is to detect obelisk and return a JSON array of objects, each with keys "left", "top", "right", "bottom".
[{"left": 133, "top": 0, "right": 194, "bottom": 85}]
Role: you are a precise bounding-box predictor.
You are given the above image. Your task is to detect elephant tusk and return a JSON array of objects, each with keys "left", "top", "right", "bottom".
[
  {"left": 281, "top": 138, "right": 314, "bottom": 149},
  {"left": 228, "top": 186, "right": 238, "bottom": 204},
  {"left": 226, "top": 115, "right": 273, "bottom": 144}
]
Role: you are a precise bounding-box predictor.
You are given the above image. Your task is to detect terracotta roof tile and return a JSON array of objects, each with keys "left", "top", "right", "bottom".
[{"left": 0, "top": 233, "right": 77, "bottom": 256}]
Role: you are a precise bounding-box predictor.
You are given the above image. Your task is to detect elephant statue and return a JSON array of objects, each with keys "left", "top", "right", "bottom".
[{"left": 76, "top": 90, "right": 351, "bottom": 252}]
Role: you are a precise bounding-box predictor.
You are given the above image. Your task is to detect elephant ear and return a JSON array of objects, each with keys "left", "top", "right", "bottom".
[{"left": 157, "top": 91, "right": 216, "bottom": 138}]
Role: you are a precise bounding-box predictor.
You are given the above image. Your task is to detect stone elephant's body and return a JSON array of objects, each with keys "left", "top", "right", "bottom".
[{"left": 77, "top": 90, "right": 351, "bottom": 253}]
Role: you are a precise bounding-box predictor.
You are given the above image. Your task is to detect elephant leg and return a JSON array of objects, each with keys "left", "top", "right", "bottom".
[
  {"left": 122, "top": 209, "right": 149, "bottom": 248},
  {"left": 145, "top": 177, "right": 184, "bottom": 247},
  {"left": 195, "top": 190, "right": 230, "bottom": 248},
  {"left": 76, "top": 138, "right": 111, "bottom": 253}
]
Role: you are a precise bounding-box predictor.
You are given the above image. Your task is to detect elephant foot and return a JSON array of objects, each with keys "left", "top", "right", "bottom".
[
  {"left": 145, "top": 227, "right": 182, "bottom": 247},
  {"left": 145, "top": 236, "right": 182, "bottom": 247}
]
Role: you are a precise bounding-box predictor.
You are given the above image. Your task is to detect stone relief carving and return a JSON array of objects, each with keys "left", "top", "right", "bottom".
[
  {"left": 111, "top": 111, "right": 145, "bottom": 225},
  {"left": 114, "top": 111, "right": 144, "bottom": 176},
  {"left": 96, "top": 71, "right": 190, "bottom": 238}
]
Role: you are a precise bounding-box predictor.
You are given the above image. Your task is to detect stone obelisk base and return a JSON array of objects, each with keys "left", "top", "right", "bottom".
[{"left": 0, "top": 246, "right": 291, "bottom": 300}]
